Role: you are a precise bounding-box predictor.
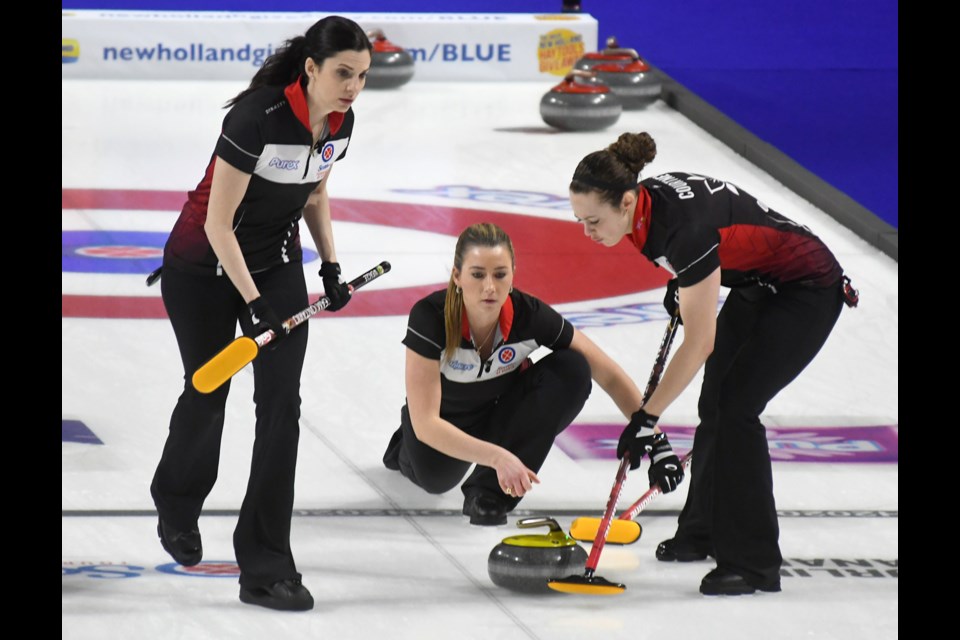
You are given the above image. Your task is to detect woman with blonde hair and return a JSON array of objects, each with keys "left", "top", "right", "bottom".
[{"left": 383, "top": 222, "right": 683, "bottom": 525}]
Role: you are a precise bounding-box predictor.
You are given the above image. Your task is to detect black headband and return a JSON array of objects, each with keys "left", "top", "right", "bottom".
[{"left": 571, "top": 172, "right": 637, "bottom": 193}]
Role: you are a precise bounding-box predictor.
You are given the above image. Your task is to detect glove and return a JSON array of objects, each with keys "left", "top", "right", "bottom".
[
  {"left": 617, "top": 409, "right": 659, "bottom": 470},
  {"left": 247, "top": 297, "right": 288, "bottom": 345},
  {"left": 319, "top": 261, "right": 352, "bottom": 312},
  {"left": 647, "top": 432, "right": 683, "bottom": 493},
  {"left": 663, "top": 278, "right": 682, "bottom": 324}
]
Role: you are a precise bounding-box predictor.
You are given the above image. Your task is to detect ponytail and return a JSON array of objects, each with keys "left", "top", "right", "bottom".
[{"left": 226, "top": 15, "right": 372, "bottom": 108}]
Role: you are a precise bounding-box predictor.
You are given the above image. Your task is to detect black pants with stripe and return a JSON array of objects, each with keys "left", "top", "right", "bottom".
[
  {"left": 674, "top": 282, "right": 845, "bottom": 587},
  {"left": 390, "top": 349, "right": 592, "bottom": 510},
  {"left": 150, "top": 262, "right": 308, "bottom": 590}
]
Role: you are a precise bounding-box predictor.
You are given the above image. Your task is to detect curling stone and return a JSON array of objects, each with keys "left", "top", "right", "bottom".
[
  {"left": 592, "top": 60, "right": 661, "bottom": 109},
  {"left": 540, "top": 70, "right": 622, "bottom": 132},
  {"left": 488, "top": 517, "right": 587, "bottom": 593},
  {"left": 365, "top": 28, "right": 415, "bottom": 89},
  {"left": 574, "top": 36, "right": 637, "bottom": 71},
  {"left": 574, "top": 37, "right": 662, "bottom": 108}
]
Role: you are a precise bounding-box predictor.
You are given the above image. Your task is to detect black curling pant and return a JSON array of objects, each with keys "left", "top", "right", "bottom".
[
  {"left": 150, "top": 262, "right": 309, "bottom": 589},
  {"left": 673, "top": 283, "right": 845, "bottom": 587},
  {"left": 395, "top": 349, "right": 592, "bottom": 510}
]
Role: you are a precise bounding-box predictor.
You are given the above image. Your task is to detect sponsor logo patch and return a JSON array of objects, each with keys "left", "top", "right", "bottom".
[
  {"left": 321, "top": 142, "right": 335, "bottom": 163},
  {"left": 268, "top": 157, "right": 300, "bottom": 170}
]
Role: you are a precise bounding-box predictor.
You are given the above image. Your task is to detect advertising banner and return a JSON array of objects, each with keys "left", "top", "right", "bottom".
[{"left": 62, "top": 11, "right": 598, "bottom": 81}]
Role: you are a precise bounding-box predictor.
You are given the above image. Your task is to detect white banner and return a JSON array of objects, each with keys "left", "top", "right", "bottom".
[{"left": 61, "top": 10, "right": 598, "bottom": 81}]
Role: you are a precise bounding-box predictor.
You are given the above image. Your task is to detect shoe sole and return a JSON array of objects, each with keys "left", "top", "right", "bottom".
[
  {"left": 701, "top": 586, "right": 756, "bottom": 596},
  {"left": 239, "top": 590, "right": 314, "bottom": 611},
  {"left": 467, "top": 514, "right": 507, "bottom": 526},
  {"left": 700, "top": 583, "right": 781, "bottom": 596},
  {"left": 657, "top": 551, "right": 709, "bottom": 562}
]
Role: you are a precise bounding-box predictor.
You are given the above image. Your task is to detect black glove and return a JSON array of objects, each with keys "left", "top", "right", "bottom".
[
  {"left": 319, "top": 261, "right": 352, "bottom": 312},
  {"left": 247, "top": 297, "right": 288, "bottom": 344},
  {"left": 663, "top": 278, "right": 682, "bottom": 324},
  {"left": 617, "top": 409, "right": 659, "bottom": 470},
  {"left": 647, "top": 432, "right": 683, "bottom": 493}
]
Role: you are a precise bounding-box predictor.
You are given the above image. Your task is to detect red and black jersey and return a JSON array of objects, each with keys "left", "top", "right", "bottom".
[
  {"left": 628, "top": 172, "right": 843, "bottom": 290},
  {"left": 403, "top": 288, "right": 574, "bottom": 419},
  {"left": 163, "top": 78, "right": 354, "bottom": 275}
]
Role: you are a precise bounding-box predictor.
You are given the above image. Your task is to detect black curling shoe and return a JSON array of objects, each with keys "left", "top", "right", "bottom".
[
  {"left": 462, "top": 494, "right": 508, "bottom": 526},
  {"left": 699, "top": 567, "right": 781, "bottom": 596},
  {"left": 157, "top": 518, "right": 202, "bottom": 567},
  {"left": 656, "top": 537, "right": 712, "bottom": 562},
  {"left": 240, "top": 579, "right": 315, "bottom": 611}
]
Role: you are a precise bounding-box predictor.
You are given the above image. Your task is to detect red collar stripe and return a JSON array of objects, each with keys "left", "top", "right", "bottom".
[
  {"left": 627, "top": 186, "right": 653, "bottom": 251},
  {"left": 460, "top": 294, "right": 515, "bottom": 342},
  {"left": 283, "top": 77, "right": 346, "bottom": 135}
]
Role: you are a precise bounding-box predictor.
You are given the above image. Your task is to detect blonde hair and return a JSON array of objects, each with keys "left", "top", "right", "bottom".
[{"left": 443, "top": 223, "right": 516, "bottom": 361}]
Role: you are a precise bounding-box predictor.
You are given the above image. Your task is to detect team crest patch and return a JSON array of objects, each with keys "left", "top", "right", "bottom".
[
  {"left": 498, "top": 347, "right": 516, "bottom": 364},
  {"left": 321, "top": 142, "right": 335, "bottom": 162}
]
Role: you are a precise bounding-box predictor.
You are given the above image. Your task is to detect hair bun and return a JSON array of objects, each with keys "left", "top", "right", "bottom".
[{"left": 607, "top": 132, "right": 657, "bottom": 175}]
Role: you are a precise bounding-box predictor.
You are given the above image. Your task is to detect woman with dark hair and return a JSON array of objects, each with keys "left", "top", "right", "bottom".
[
  {"left": 150, "top": 16, "right": 372, "bottom": 611},
  {"left": 382, "top": 223, "right": 683, "bottom": 526},
  {"left": 568, "top": 132, "right": 858, "bottom": 595}
]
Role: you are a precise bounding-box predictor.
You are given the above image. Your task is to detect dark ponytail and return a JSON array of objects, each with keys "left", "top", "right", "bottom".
[
  {"left": 226, "top": 15, "right": 373, "bottom": 107},
  {"left": 569, "top": 132, "right": 658, "bottom": 207}
]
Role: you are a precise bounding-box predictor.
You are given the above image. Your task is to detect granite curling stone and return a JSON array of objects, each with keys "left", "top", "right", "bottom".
[
  {"left": 540, "top": 70, "right": 622, "bottom": 132},
  {"left": 575, "top": 36, "right": 661, "bottom": 108},
  {"left": 488, "top": 517, "right": 588, "bottom": 593},
  {"left": 365, "top": 28, "right": 415, "bottom": 89},
  {"left": 574, "top": 35, "right": 637, "bottom": 71}
]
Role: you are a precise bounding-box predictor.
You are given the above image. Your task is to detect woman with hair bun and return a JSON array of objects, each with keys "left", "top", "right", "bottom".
[
  {"left": 383, "top": 222, "right": 663, "bottom": 527},
  {"left": 150, "top": 16, "right": 372, "bottom": 611},
  {"left": 569, "top": 132, "right": 858, "bottom": 596}
]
